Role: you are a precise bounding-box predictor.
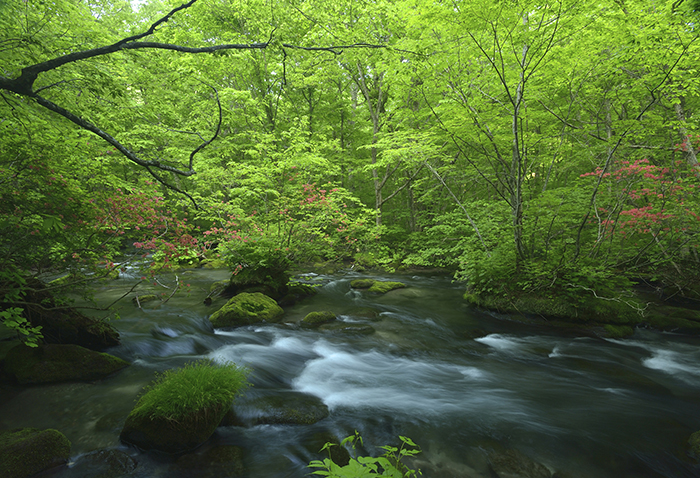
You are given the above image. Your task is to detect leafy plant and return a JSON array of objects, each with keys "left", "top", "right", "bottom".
[{"left": 309, "top": 431, "right": 422, "bottom": 478}]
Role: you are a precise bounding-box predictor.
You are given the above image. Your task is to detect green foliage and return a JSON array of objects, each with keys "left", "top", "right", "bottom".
[
  {"left": 1, "top": 309, "right": 42, "bottom": 347},
  {"left": 131, "top": 360, "right": 250, "bottom": 425},
  {"left": 309, "top": 431, "right": 422, "bottom": 478}
]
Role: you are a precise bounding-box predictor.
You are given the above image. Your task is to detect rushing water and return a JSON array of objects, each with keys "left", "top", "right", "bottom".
[{"left": 1, "top": 269, "right": 700, "bottom": 477}]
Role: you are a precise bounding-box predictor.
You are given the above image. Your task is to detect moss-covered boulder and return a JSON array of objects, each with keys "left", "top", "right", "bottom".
[
  {"left": 3, "top": 344, "right": 129, "bottom": 384},
  {"left": 209, "top": 292, "right": 284, "bottom": 328},
  {"left": 369, "top": 281, "right": 406, "bottom": 293},
  {"left": 350, "top": 279, "right": 376, "bottom": 289},
  {"left": 224, "top": 265, "right": 290, "bottom": 300},
  {"left": 603, "top": 324, "right": 635, "bottom": 339},
  {"left": 302, "top": 311, "right": 337, "bottom": 327},
  {"left": 688, "top": 430, "right": 700, "bottom": 460},
  {"left": 0, "top": 428, "right": 71, "bottom": 478},
  {"left": 350, "top": 279, "right": 407, "bottom": 294},
  {"left": 120, "top": 361, "right": 249, "bottom": 454}
]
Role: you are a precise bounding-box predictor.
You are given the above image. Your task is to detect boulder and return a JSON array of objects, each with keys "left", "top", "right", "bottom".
[
  {"left": 209, "top": 292, "right": 284, "bottom": 328},
  {"left": 229, "top": 392, "right": 329, "bottom": 427},
  {"left": 224, "top": 265, "right": 290, "bottom": 299},
  {"left": 278, "top": 282, "right": 318, "bottom": 306},
  {"left": 120, "top": 403, "right": 229, "bottom": 454},
  {"left": 302, "top": 311, "right": 337, "bottom": 327},
  {"left": 3, "top": 344, "right": 129, "bottom": 384},
  {"left": 0, "top": 428, "right": 71, "bottom": 478},
  {"left": 349, "top": 279, "right": 407, "bottom": 294},
  {"left": 350, "top": 279, "right": 375, "bottom": 289}
]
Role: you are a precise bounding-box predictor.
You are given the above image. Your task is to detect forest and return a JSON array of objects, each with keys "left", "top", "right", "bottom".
[{"left": 2, "top": 0, "right": 700, "bottom": 341}]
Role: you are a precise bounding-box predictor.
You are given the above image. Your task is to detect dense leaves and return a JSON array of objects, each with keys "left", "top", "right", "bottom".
[{"left": 2, "top": 0, "right": 700, "bottom": 342}]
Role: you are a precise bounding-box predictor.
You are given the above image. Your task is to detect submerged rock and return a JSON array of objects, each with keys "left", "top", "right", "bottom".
[
  {"left": 209, "top": 292, "right": 284, "bottom": 328},
  {"left": 488, "top": 448, "right": 552, "bottom": 478},
  {"left": 230, "top": 391, "right": 329, "bottom": 427},
  {"left": 319, "top": 322, "right": 376, "bottom": 335},
  {"left": 350, "top": 279, "right": 376, "bottom": 289},
  {"left": 3, "top": 344, "right": 129, "bottom": 384},
  {"left": 67, "top": 449, "right": 137, "bottom": 478},
  {"left": 302, "top": 311, "right": 337, "bottom": 327},
  {"left": 0, "top": 427, "right": 71, "bottom": 478}
]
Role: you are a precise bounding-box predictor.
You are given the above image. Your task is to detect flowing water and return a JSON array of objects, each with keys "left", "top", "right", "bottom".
[{"left": 1, "top": 269, "right": 700, "bottom": 477}]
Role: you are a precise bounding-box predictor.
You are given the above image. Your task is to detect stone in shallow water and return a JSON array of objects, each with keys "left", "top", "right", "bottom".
[
  {"left": 67, "top": 449, "right": 137, "bottom": 478},
  {"left": 209, "top": 292, "right": 284, "bottom": 328},
  {"left": 2, "top": 343, "right": 129, "bottom": 384},
  {"left": 488, "top": 448, "right": 552, "bottom": 478},
  {"left": 227, "top": 391, "right": 329, "bottom": 427},
  {"left": 173, "top": 445, "right": 245, "bottom": 478},
  {"left": 0, "top": 427, "right": 71, "bottom": 478}
]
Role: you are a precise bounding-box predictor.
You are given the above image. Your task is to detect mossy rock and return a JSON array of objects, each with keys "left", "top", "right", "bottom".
[
  {"left": 209, "top": 280, "right": 230, "bottom": 296},
  {"left": 319, "top": 323, "right": 376, "bottom": 335},
  {"left": 368, "top": 281, "right": 406, "bottom": 294},
  {"left": 3, "top": 344, "right": 129, "bottom": 384},
  {"left": 209, "top": 292, "right": 284, "bottom": 328},
  {"left": 350, "top": 279, "right": 376, "bottom": 289},
  {"left": 174, "top": 445, "right": 245, "bottom": 478},
  {"left": 132, "top": 294, "right": 159, "bottom": 306},
  {"left": 120, "top": 402, "right": 229, "bottom": 454},
  {"left": 302, "top": 311, "right": 337, "bottom": 327},
  {"left": 603, "top": 324, "right": 635, "bottom": 339},
  {"left": 0, "top": 428, "right": 71, "bottom": 478},
  {"left": 278, "top": 282, "right": 319, "bottom": 306}
]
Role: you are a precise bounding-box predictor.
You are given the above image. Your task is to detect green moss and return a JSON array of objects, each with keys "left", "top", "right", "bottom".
[
  {"left": 200, "top": 258, "right": 227, "bottom": 269},
  {"left": 302, "top": 311, "right": 337, "bottom": 327},
  {"left": 368, "top": 281, "right": 406, "bottom": 294},
  {"left": 603, "top": 324, "right": 635, "bottom": 339},
  {"left": 3, "top": 344, "right": 129, "bottom": 384},
  {"left": 350, "top": 279, "right": 376, "bottom": 289},
  {"left": 121, "top": 360, "right": 250, "bottom": 454},
  {"left": 0, "top": 428, "right": 71, "bottom": 478},
  {"left": 209, "top": 292, "right": 284, "bottom": 328}
]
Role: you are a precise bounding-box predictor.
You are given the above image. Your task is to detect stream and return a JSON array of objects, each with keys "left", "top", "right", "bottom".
[{"left": 1, "top": 268, "right": 700, "bottom": 477}]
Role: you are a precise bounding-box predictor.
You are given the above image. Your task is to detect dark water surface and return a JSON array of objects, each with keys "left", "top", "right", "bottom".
[{"left": 2, "top": 269, "right": 700, "bottom": 477}]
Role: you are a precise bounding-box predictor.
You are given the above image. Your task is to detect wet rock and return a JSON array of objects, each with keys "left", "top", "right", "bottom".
[
  {"left": 209, "top": 292, "right": 284, "bottom": 328},
  {"left": 278, "top": 282, "right": 318, "bottom": 306},
  {"left": 120, "top": 402, "right": 229, "bottom": 455},
  {"left": 688, "top": 430, "right": 700, "bottom": 460},
  {"left": 3, "top": 344, "right": 129, "bottom": 384},
  {"left": 319, "top": 322, "right": 376, "bottom": 335},
  {"left": 173, "top": 445, "right": 245, "bottom": 478},
  {"left": 350, "top": 279, "right": 407, "bottom": 294},
  {"left": 0, "top": 427, "right": 71, "bottom": 478},
  {"left": 232, "top": 392, "right": 329, "bottom": 426},
  {"left": 302, "top": 311, "right": 337, "bottom": 327},
  {"left": 224, "top": 265, "right": 290, "bottom": 300},
  {"left": 67, "top": 449, "right": 137, "bottom": 478},
  {"left": 346, "top": 307, "right": 380, "bottom": 321},
  {"left": 488, "top": 448, "right": 552, "bottom": 478}
]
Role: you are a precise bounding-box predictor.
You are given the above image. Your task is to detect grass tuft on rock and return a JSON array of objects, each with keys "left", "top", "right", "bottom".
[{"left": 131, "top": 360, "right": 250, "bottom": 426}]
